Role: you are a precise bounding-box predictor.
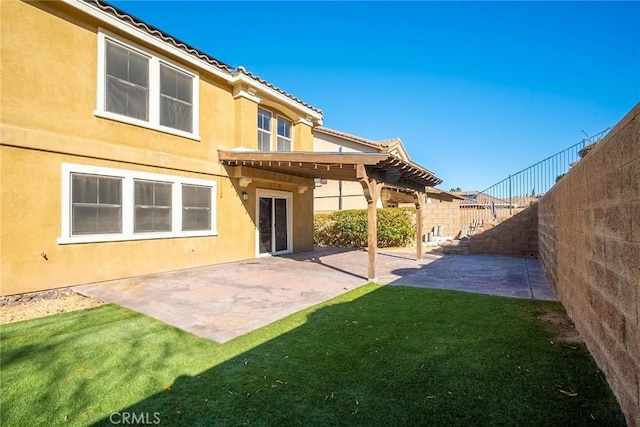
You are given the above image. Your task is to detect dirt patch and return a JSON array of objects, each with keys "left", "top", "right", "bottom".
[
  {"left": 533, "top": 308, "right": 583, "bottom": 344},
  {"left": 0, "top": 289, "right": 105, "bottom": 324}
]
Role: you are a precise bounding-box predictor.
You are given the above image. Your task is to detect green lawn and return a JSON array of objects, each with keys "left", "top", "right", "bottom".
[{"left": 0, "top": 285, "right": 625, "bottom": 426}]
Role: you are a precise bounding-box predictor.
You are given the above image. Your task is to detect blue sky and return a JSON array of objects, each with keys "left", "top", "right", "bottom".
[{"left": 110, "top": 1, "right": 639, "bottom": 191}]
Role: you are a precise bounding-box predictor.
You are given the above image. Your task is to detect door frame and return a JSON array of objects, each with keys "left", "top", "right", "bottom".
[{"left": 255, "top": 188, "right": 293, "bottom": 257}]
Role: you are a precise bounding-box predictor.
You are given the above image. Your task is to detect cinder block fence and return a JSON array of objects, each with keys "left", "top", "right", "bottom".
[{"left": 538, "top": 103, "right": 640, "bottom": 426}]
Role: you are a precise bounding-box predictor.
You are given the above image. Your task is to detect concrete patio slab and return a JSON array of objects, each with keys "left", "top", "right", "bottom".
[{"left": 75, "top": 248, "right": 556, "bottom": 343}]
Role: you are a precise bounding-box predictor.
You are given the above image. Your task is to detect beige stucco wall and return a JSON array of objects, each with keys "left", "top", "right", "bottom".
[
  {"left": 313, "top": 131, "right": 382, "bottom": 211},
  {"left": 538, "top": 103, "right": 640, "bottom": 426},
  {"left": 314, "top": 181, "right": 370, "bottom": 212},
  {"left": 0, "top": 147, "right": 249, "bottom": 294},
  {"left": 0, "top": 1, "right": 314, "bottom": 295},
  {"left": 235, "top": 96, "right": 260, "bottom": 149}
]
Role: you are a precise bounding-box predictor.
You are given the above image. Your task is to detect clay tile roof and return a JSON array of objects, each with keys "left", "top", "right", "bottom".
[
  {"left": 85, "top": 0, "right": 322, "bottom": 114},
  {"left": 85, "top": 0, "right": 233, "bottom": 72}
]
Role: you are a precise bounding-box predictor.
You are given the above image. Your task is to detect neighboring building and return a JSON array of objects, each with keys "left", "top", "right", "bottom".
[
  {"left": 313, "top": 127, "right": 414, "bottom": 211},
  {"left": 1, "top": 0, "right": 441, "bottom": 295},
  {"left": 313, "top": 127, "right": 464, "bottom": 239},
  {"left": 313, "top": 127, "right": 459, "bottom": 211}
]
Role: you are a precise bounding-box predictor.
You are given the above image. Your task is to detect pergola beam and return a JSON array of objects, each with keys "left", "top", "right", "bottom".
[{"left": 219, "top": 151, "right": 442, "bottom": 189}]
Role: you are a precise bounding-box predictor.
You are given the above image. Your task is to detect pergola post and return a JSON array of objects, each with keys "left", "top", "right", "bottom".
[
  {"left": 358, "top": 164, "right": 383, "bottom": 282},
  {"left": 414, "top": 191, "right": 424, "bottom": 260}
]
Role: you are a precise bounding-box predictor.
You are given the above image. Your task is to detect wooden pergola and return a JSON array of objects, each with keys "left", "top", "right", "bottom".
[{"left": 219, "top": 151, "right": 442, "bottom": 281}]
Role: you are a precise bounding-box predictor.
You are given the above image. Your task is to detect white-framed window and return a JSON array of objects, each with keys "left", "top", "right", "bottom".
[
  {"left": 257, "top": 109, "right": 293, "bottom": 151},
  {"left": 71, "top": 174, "right": 123, "bottom": 235},
  {"left": 160, "top": 64, "right": 193, "bottom": 133},
  {"left": 257, "top": 108, "right": 272, "bottom": 151},
  {"left": 182, "top": 184, "right": 211, "bottom": 231},
  {"left": 134, "top": 179, "right": 172, "bottom": 233},
  {"left": 59, "top": 163, "right": 217, "bottom": 244},
  {"left": 96, "top": 29, "right": 200, "bottom": 140},
  {"left": 104, "top": 40, "right": 149, "bottom": 122},
  {"left": 276, "top": 116, "right": 292, "bottom": 151}
]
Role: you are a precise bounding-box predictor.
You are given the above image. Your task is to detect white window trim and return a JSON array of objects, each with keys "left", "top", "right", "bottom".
[
  {"left": 276, "top": 115, "right": 293, "bottom": 152},
  {"left": 95, "top": 29, "right": 200, "bottom": 141},
  {"left": 255, "top": 188, "right": 293, "bottom": 257},
  {"left": 59, "top": 163, "right": 217, "bottom": 244}
]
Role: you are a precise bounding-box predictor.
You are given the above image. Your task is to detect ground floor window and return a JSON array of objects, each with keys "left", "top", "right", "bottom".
[
  {"left": 59, "top": 163, "right": 217, "bottom": 244},
  {"left": 134, "top": 179, "right": 172, "bottom": 233},
  {"left": 182, "top": 184, "right": 211, "bottom": 231},
  {"left": 71, "top": 174, "right": 123, "bottom": 235}
]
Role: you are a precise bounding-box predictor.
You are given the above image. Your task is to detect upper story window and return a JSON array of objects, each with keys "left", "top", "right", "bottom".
[
  {"left": 160, "top": 64, "right": 193, "bottom": 133},
  {"left": 105, "top": 41, "right": 149, "bottom": 122},
  {"left": 257, "top": 108, "right": 293, "bottom": 151},
  {"left": 277, "top": 117, "right": 292, "bottom": 151},
  {"left": 96, "top": 30, "right": 199, "bottom": 140},
  {"left": 258, "top": 108, "right": 272, "bottom": 151}
]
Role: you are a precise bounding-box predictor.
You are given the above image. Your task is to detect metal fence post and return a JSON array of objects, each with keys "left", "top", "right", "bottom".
[{"left": 509, "top": 174, "right": 512, "bottom": 215}]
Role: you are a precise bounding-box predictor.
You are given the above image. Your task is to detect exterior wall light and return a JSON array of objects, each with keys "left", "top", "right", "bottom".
[{"left": 242, "top": 191, "right": 249, "bottom": 201}]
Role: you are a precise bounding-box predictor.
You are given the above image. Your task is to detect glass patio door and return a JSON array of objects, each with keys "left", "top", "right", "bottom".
[{"left": 258, "top": 196, "right": 289, "bottom": 255}]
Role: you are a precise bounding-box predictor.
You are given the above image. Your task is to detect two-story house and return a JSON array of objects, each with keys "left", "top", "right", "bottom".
[{"left": 1, "top": 0, "right": 441, "bottom": 295}]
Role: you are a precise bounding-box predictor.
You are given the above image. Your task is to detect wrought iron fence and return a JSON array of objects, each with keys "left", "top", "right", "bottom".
[{"left": 459, "top": 128, "right": 611, "bottom": 234}]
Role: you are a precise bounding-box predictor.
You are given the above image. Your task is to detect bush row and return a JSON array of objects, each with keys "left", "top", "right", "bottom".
[{"left": 314, "top": 208, "right": 415, "bottom": 248}]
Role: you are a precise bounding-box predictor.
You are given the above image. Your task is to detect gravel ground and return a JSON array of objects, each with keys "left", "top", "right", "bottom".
[{"left": 0, "top": 288, "right": 105, "bottom": 324}]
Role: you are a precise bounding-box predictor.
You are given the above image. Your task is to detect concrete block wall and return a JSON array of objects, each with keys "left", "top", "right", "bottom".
[
  {"left": 469, "top": 203, "right": 538, "bottom": 256},
  {"left": 460, "top": 206, "right": 528, "bottom": 232},
  {"left": 538, "top": 103, "right": 640, "bottom": 426},
  {"left": 423, "top": 200, "right": 461, "bottom": 238}
]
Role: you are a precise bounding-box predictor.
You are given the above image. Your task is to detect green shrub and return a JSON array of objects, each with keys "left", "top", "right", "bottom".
[
  {"left": 314, "top": 208, "right": 415, "bottom": 248},
  {"left": 377, "top": 208, "right": 416, "bottom": 247},
  {"left": 313, "top": 212, "right": 335, "bottom": 246}
]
